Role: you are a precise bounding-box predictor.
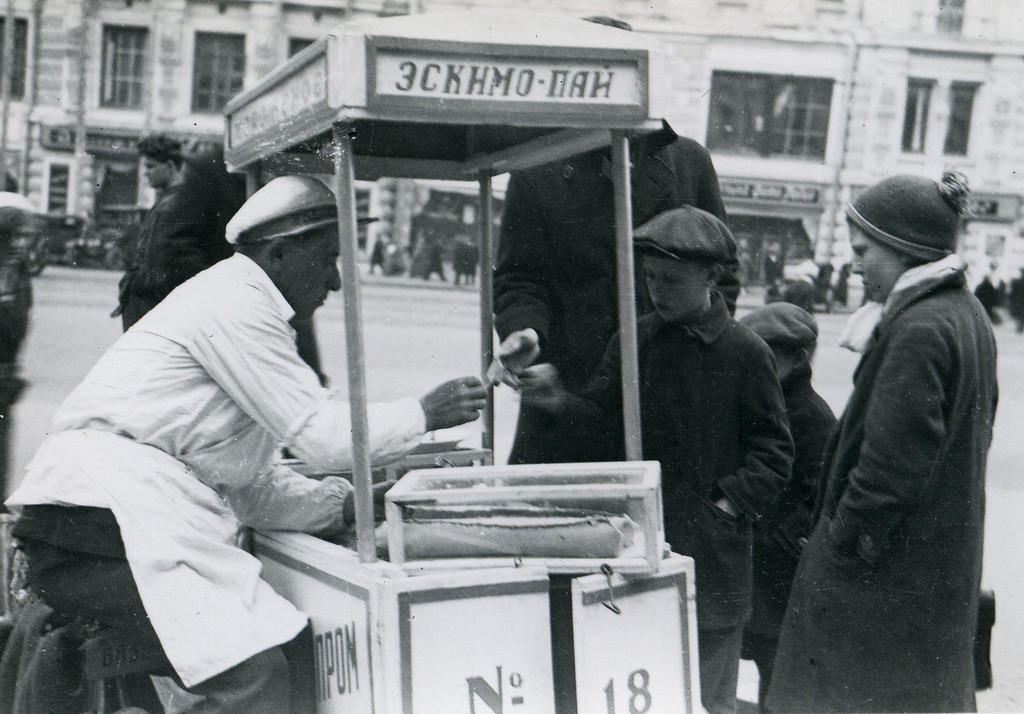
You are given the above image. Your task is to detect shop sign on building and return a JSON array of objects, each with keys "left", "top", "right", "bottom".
[
  {"left": 720, "top": 179, "right": 822, "bottom": 206},
  {"left": 40, "top": 127, "right": 139, "bottom": 156},
  {"left": 968, "top": 195, "right": 1020, "bottom": 223}
]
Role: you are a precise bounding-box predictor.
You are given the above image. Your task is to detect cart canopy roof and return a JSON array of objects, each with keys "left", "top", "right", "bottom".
[{"left": 224, "top": 11, "right": 667, "bottom": 180}]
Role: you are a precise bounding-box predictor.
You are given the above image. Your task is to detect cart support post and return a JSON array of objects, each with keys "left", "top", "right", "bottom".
[
  {"left": 478, "top": 172, "right": 495, "bottom": 452},
  {"left": 611, "top": 131, "right": 643, "bottom": 460},
  {"left": 332, "top": 123, "right": 376, "bottom": 563}
]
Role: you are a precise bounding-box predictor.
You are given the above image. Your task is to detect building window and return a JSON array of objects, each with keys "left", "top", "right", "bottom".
[
  {"left": 706, "top": 71, "right": 834, "bottom": 161},
  {"left": 288, "top": 37, "right": 314, "bottom": 57},
  {"left": 0, "top": 18, "right": 28, "bottom": 100},
  {"left": 101, "top": 26, "right": 147, "bottom": 108},
  {"left": 902, "top": 79, "right": 933, "bottom": 153},
  {"left": 192, "top": 32, "right": 245, "bottom": 113},
  {"left": 47, "top": 164, "right": 70, "bottom": 214},
  {"left": 937, "top": 0, "right": 965, "bottom": 34},
  {"left": 944, "top": 82, "right": 977, "bottom": 156}
]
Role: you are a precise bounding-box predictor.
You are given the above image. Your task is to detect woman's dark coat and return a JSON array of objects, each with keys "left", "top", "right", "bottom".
[
  {"left": 571, "top": 295, "right": 794, "bottom": 628},
  {"left": 493, "top": 124, "right": 729, "bottom": 464},
  {"left": 768, "top": 274, "right": 998, "bottom": 713}
]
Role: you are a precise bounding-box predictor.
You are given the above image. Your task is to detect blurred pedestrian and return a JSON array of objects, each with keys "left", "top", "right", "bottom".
[
  {"left": 0, "top": 206, "right": 33, "bottom": 502},
  {"left": 831, "top": 263, "right": 850, "bottom": 306},
  {"left": 737, "top": 303, "right": 836, "bottom": 713},
  {"left": 519, "top": 207, "right": 792, "bottom": 714},
  {"left": 369, "top": 236, "right": 387, "bottom": 275},
  {"left": 768, "top": 171, "right": 998, "bottom": 713},
  {"left": 973, "top": 273, "right": 1001, "bottom": 324},
  {"left": 779, "top": 280, "right": 816, "bottom": 313},
  {"left": 453, "top": 238, "right": 478, "bottom": 286},
  {"left": 1009, "top": 268, "right": 1024, "bottom": 333}
]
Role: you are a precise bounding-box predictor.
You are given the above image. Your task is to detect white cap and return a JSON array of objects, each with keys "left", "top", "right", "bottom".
[{"left": 226, "top": 175, "right": 337, "bottom": 245}]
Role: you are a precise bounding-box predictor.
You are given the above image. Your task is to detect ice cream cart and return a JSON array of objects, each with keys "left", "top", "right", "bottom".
[{"left": 223, "top": 11, "right": 700, "bottom": 713}]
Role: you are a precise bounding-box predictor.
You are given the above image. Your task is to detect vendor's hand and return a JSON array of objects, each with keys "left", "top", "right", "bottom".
[
  {"left": 518, "top": 363, "right": 566, "bottom": 412},
  {"left": 420, "top": 376, "right": 487, "bottom": 431},
  {"left": 342, "top": 479, "right": 396, "bottom": 526},
  {"left": 498, "top": 329, "right": 540, "bottom": 376}
]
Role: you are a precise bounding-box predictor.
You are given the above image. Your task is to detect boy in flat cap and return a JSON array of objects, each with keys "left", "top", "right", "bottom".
[
  {"left": 737, "top": 303, "right": 836, "bottom": 712},
  {"left": 769, "top": 172, "right": 997, "bottom": 713},
  {"left": 521, "top": 205, "right": 793, "bottom": 714},
  {"left": 7, "top": 175, "right": 487, "bottom": 711}
]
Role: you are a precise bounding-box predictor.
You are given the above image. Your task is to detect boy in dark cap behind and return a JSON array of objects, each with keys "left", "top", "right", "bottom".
[
  {"left": 737, "top": 303, "right": 836, "bottom": 712},
  {"left": 520, "top": 205, "right": 793, "bottom": 714}
]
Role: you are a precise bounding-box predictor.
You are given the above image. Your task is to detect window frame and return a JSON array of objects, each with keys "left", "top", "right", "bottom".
[
  {"left": 0, "top": 17, "right": 29, "bottom": 100},
  {"left": 100, "top": 25, "right": 148, "bottom": 109},
  {"left": 705, "top": 70, "right": 834, "bottom": 161},
  {"left": 943, "top": 81, "right": 978, "bottom": 156},
  {"left": 46, "top": 163, "right": 70, "bottom": 214},
  {"left": 902, "top": 78, "right": 934, "bottom": 154},
  {"left": 191, "top": 31, "right": 246, "bottom": 114},
  {"left": 936, "top": 0, "right": 965, "bottom": 35}
]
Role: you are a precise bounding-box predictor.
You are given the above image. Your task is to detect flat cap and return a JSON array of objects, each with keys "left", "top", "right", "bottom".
[
  {"left": 634, "top": 205, "right": 737, "bottom": 264},
  {"left": 739, "top": 302, "right": 818, "bottom": 348},
  {"left": 226, "top": 175, "right": 337, "bottom": 245}
]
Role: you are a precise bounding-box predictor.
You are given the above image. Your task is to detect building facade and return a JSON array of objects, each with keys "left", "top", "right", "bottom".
[
  {"left": 2, "top": 0, "right": 1022, "bottom": 282},
  {"left": 0, "top": 0, "right": 406, "bottom": 245},
  {"left": 425, "top": 0, "right": 1024, "bottom": 284}
]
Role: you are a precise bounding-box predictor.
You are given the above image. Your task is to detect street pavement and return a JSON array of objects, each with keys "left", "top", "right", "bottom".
[{"left": 8, "top": 265, "right": 1024, "bottom": 711}]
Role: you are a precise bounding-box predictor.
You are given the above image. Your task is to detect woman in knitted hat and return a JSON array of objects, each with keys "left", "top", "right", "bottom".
[{"left": 768, "top": 172, "right": 999, "bottom": 713}]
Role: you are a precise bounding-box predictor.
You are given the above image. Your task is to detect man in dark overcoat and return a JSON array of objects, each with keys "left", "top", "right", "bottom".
[
  {"left": 494, "top": 121, "right": 730, "bottom": 464},
  {"left": 115, "top": 137, "right": 239, "bottom": 330},
  {"left": 768, "top": 172, "right": 998, "bottom": 713}
]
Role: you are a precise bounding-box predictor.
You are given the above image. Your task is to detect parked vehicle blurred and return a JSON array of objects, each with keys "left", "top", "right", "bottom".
[{"left": 0, "top": 192, "right": 47, "bottom": 276}]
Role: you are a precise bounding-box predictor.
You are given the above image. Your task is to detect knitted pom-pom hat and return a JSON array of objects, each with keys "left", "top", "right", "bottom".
[{"left": 846, "top": 171, "right": 970, "bottom": 262}]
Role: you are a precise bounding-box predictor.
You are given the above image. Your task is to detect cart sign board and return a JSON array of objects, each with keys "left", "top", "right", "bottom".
[
  {"left": 259, "top": 543, "right": 376, "bottom": 713},
  {"left": 368, "top": 38, "right": 646, "bottom": 120},
  {"left": 227, "top": 40, "right": 334, "bottom": 159},
  {"left": 571, "top": 555, "right": 700, "bottom": 714},
  {"left": 399, "top": 580, "right": 555, "bottom": 714}
]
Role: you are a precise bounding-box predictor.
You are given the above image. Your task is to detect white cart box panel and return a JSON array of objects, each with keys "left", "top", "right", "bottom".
[
  {"left": 256, "top": 531, "right": 555, "bottom": 713},
  {"left": 385, "top": 462, "right": 665, "bottom": 575},
  {"left": 571, "top": 554, "right": 701, "bottom": 714}
]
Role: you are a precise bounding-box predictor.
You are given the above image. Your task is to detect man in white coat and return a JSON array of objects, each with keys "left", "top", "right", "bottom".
[{"left": 6, "top": 175, "right": 487, "bottom": 711}]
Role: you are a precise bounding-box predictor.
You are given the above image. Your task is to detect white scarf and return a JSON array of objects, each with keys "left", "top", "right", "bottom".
[{"left": 839, "top": 254, "right": 965, "bottom": 353}]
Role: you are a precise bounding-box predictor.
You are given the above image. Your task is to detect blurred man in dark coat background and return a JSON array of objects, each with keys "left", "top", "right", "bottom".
[{"left": 115, "top": 136, "right": 242, "bottom": 330}]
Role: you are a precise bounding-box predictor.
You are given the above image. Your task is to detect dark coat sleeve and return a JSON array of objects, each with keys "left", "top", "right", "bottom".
[
  {"left": 715, "top": 337, "right": 794, "bottom": 520},
  {"left": 561, "top": 331, "right": 626, "bottom": 449},
  {"left": 827, "top": 319, "right": 953, "bottom": 560},
  {"left": 131, "top": 192, "right": 230, "bottom": 304},
  {"left": 772, "top": 387, "right": 837, "bottom": 555},
  {"left": 493, "top": 170, "right": 554, "bottom": 348}
]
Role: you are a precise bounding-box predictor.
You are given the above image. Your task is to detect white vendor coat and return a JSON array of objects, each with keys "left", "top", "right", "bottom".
[{"left": 7, "top": 253, "right": 426, "bottom": 686}]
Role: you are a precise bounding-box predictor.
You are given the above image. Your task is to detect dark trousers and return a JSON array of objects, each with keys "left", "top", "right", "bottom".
[
  {"left": 19, "top": 533, "right": 290, "bottom": 712},
  {"left": 698, "top": 625, "right": 744, "bottom": 714}
]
